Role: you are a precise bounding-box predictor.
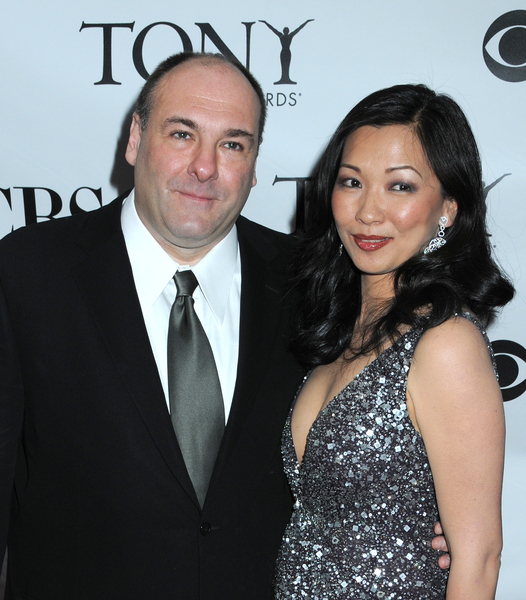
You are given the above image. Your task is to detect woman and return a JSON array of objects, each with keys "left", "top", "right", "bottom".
[{"left": 274, "top": 84, "right": 513, "bottom": 599}]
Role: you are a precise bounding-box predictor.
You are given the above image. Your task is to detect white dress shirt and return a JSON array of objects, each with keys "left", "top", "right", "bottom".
[{"left": 121, "top": 190, "right": 241, "bottom": 420}]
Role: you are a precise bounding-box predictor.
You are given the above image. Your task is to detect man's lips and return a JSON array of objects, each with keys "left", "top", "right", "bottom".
[
  {"left": 176, "top": 190, "right": 216, "bottom": 202},
  {"left": 169, "top": 186, "right": 218, "bottom": 202},
  {"left": 352, "top": 234, "right": 392, "bottom": 251}
]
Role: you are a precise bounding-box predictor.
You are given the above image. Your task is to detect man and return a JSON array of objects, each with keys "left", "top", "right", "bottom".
[{"left": 0, "top": 52, "right": 303, "bottom": 599}]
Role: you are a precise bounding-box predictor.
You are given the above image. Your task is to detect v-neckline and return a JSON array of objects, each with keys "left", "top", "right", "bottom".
[{"left": 290, "top": 328, "right": 415, "bottom": 469}]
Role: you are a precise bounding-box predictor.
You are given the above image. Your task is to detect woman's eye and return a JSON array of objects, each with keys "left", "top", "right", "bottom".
[
  {"left": 341, "top": 178, "right": 360, "bottom": 188},
  {"left": 392, "top": 183, "right": 412, "bottom": 192}
]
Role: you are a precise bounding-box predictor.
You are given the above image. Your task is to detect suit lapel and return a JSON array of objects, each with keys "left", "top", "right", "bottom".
[
  {"left": 71, "top": 197, "right": 199, "bottom": 506},
  {"left": 212, "top": 217, "right": 292, "bottom": 475}
]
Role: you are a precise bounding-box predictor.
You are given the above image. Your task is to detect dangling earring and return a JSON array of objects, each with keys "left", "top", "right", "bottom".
[
  {"left": 339, "top": 243, "right": 343, "bottom": 256},
  {"left": 423, "top": 216, "right": 448, "bottom": 254}
]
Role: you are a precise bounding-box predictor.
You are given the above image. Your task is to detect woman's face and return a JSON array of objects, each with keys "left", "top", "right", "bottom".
[{"left": 332, "top": 124, "right": 457, "bottom": 289}]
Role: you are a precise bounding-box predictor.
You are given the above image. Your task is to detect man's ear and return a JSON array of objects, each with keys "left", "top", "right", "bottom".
[{"left": 125, "top": 113, "right": 142, "bottom": 167}]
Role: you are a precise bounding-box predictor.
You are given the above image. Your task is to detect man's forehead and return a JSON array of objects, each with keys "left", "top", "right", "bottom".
[
  {"left": 157, "top": 60, "right": 253, "bottom": 104},
  {"left": 152, "top": 61, "right": 260, "bottom": 128}
]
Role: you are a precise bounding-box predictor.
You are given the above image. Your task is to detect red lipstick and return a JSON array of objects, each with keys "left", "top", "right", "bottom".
[{"left": 352, "top": 235, "right": 391, "bottom": 252}]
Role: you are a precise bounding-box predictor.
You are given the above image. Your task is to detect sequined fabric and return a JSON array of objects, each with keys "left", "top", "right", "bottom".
[{"left": 274, "top": 315, "right": 490, "bottom": 599}]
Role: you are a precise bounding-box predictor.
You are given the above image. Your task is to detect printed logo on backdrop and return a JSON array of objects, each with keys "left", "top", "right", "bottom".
[
  {"left": 79, "top": 19, "right": 314, "bottom": 107},
  {"left": 483, "top": 10, "right": 526, "bottom": 82},
  {"left": 258, "top": 20, "right": 313, "bottom": 85},
  {"left": 492, "top": 340, "right": 526, "bottom": 401}
]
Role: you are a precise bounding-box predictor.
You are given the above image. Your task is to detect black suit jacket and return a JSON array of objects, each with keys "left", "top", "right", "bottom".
[{"left": 0, "top": 196, "right": 304, "bottom": 599}]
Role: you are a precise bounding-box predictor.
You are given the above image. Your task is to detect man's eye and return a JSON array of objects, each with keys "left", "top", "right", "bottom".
[
  {"left": 173, "top": 131, "right": 191, "bottom": 139},
  {"left": 225, "top": 141, "right": 242, "bottom": 151}
]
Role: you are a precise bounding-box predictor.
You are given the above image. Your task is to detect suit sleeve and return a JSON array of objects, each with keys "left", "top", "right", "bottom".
[{"left": 0, "top": 276, "right": 25, "bottom": 563}]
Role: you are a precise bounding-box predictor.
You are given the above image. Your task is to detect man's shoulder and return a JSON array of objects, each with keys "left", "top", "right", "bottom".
[
  {"left": 236, "top": 215, "right": 297, "bottom": 256},
  {"left": 0, "top": 196, "right": 127, "bottom": 282},
  {"left": 0, "top": 195, "right": 124, "bottom": 255}
]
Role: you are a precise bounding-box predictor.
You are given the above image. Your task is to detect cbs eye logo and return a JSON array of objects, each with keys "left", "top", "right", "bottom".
[
  {"left": 492, "top": 340, "right": 526, "bottom": 401},
  {"left": 483, "top": 10, "right": 526, "bottom": 82}
]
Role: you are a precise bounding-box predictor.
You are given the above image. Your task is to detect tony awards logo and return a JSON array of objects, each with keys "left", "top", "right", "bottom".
[
  {"left": 258, "top": 20, "right": 314, "bottom": 84},
  {"left": 79, "top": 19, "right": 314, "bottom": 90}
]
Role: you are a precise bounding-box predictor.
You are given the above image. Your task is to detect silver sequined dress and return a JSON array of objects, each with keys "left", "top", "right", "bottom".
[{"left": 274, "top": 316, "right": 491, "bottom": 599}]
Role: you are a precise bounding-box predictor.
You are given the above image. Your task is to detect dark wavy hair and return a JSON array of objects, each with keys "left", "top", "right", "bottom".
[
  {"left": 135, "top": 51, "right": 267, "bottom": 145},
  {"left": 291, "top": 83, "right": 514, "bottom": 368}
]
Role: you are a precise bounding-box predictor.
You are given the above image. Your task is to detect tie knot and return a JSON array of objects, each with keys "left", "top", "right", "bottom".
[{"left": 174, "top": 270, "right": 199, "bottom": 298}]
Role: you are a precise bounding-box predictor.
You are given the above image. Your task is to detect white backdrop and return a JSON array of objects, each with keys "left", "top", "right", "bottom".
[{"left": 1, "top": 1, "right": 525, "bottom": 597}]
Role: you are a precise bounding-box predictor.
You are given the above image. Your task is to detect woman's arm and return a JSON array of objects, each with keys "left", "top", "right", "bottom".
[{"left": 407, "top": 316, "right": 504, "bottom": 600}]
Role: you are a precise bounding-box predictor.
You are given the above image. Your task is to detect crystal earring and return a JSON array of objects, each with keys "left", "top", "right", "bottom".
[
  {"left": 339, "top": 243, "right": 343, "bottom": 256},
  {"left": 423, "top": 216, "right": 448, "bottom": 254}
]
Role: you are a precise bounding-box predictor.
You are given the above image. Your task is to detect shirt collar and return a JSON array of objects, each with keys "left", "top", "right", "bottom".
[{"left": 121, "top": 190, "right": 239, "bottom": 323}]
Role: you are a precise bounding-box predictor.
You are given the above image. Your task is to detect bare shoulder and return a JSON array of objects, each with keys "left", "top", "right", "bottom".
[
  {"left": 408, "top": 314, "right": 501, "bottom": 429},
  {"left": 413, "top": 314, "right": 494, "bottom": 375}
]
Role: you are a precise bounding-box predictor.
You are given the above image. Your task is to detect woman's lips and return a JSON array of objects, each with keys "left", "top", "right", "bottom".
[{"left": 352, "top": 235, "right": 392, "bottom": 251}]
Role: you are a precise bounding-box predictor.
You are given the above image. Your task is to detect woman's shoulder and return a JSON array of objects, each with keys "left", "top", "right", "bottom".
[
  {"left": 422, "top": 310, "right": 486, "bottom": 341},
  {"left": 413, "top": 311, "right": 495, "bottom": 379},
  {"left": 407, "top": 311, "right": 501, "bottom": 431}
]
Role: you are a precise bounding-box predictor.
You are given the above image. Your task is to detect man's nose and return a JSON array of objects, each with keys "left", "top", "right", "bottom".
[{"left": 187, "top": 143, "right": 219, "bottom": 182}]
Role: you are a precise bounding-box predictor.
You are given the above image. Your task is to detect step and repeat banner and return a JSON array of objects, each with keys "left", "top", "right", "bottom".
[{"left": 1, "top": 0, "right": 525, "bottom": 596}]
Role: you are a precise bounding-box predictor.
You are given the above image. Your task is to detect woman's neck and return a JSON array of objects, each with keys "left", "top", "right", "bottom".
[{"left": 359, "top": 273, "right": 395, "bottom": 327}]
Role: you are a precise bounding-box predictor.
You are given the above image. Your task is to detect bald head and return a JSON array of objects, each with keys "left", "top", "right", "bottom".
[{"left": 135, "top": 52, "right": 267, "bottom": 146}]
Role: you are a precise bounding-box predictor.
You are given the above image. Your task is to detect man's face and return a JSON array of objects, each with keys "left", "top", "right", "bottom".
[{"left": 125, "top": 60, "right": 260, "bottom": 264}]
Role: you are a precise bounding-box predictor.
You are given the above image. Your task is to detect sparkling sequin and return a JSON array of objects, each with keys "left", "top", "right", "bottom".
[{"left": 275, "top": 313, "right": 493, "bottom": 599}]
